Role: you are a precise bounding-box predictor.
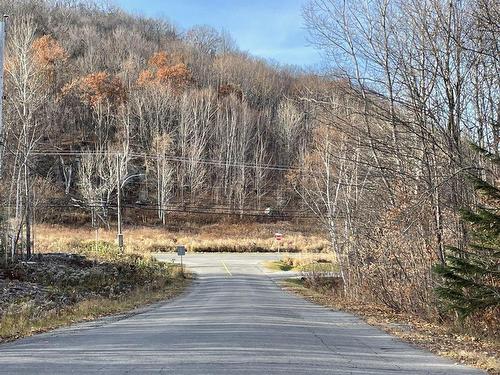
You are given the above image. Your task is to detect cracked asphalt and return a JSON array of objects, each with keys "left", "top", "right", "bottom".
[{"left": 0, "top": 253, "right": 484, "bottom": 374}]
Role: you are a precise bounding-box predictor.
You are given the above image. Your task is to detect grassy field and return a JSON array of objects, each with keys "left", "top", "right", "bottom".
[
  {"left": 0, "top": 279, "right": 188, "bottom": 343},
  {"left": 33, "top": 222, "right": 331, "bottom": 254}
]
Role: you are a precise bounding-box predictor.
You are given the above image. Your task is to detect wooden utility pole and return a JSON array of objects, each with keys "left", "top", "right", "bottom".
[
  {"left": 0, "top": 16, "right": 6, "bottom": 176},
  {"left": 0, "top": 17, "right": 6, "bottom": 264},
  {"left": 32, "top": 183, "right": 36, "bottom": 256},
  {"left": 116, "top": 154, "right": 123, "bottom": 252},
  {"left": 25, "top": 163, "right": 31, "bottom": 259}
]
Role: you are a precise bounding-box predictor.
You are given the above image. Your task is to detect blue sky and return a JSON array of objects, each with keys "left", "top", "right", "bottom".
[{"left": 112, "top": 0, "right": 321, "bottom": 67}]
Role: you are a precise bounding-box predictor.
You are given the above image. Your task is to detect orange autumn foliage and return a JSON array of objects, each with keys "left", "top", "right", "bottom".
[
  {"left": 62, "top": 72, "right": 126, "bottom": 109},
  {"left": 148, "top": 51, "right": 169, "bottom": 69},
  {"left": 218, "top": 83, "right": 243, "bottom": 101},
  {"left": 138, "top": 51, "right": 192, "bottom": 92},
  {"left": 137, "top": 70, "right": 154, "bottom": 85},
  {"left": 157, "top": 63, "right": 191, "bottom": 85},
  {"left": 32, "top": 35, "right": 67, "bottom": 68}
]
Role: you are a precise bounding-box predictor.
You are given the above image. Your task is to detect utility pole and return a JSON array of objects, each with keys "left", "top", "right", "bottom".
[
  {"left": 0, "top": 16, "right": 7, "bottom": 176},
  {"left": 25, "top": 162, "right": 31, "bottom": 259},
  {"left": 32, "top": 183, "right": 36, "bottom": 256},
  {"left": 116, "top": 154, "right": 123, "bottom": 252},
  {"left": 0, "top": 16, "right": 6, "bottom": 264}
]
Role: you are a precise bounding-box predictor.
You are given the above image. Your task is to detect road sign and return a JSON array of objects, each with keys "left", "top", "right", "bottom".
[
  {"left": 275, "top": 233, "right": 283, "bottom": 254},
  {"left": 176, "top": 245, "right": 186, "bottom": 277},
  {"left": 176, "top": 245, "right": 186, "bottom": 256}
]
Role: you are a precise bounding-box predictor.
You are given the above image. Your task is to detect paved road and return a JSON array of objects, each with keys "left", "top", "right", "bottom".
[{"left": 0, "top": 253, "right": 484, "bottom": 374}]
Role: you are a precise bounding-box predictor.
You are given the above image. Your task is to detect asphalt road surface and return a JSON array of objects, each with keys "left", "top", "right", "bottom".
[{"left": 0, "top": 253, "right": 484, "bottom": 374}]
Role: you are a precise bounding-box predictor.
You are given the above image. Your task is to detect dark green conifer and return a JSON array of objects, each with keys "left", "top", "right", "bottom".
[{"left": 434, "top": 145, "right": 500, "bottom": 318}]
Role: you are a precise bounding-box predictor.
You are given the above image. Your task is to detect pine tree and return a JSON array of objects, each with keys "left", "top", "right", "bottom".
[{"left": 434, "top": 145, "right": 500, "bottom": 318}]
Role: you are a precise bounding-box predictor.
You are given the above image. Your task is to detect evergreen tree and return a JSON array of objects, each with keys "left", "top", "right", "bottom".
[{"left": 434, "top": 146, "right": 500, "bottom": 318}]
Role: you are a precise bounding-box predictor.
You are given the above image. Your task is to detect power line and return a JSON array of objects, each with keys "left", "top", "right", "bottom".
[
  {"left": 28, "top": 149, "right": 382, "bottom": 188},
  {"left": 30, "top": 150, "right": 301, "bottom": 172},
  {"left": 8, "top": 202, "right": 320, "bottom": 219}
]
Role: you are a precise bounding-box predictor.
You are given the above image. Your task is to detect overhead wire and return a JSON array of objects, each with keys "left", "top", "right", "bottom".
[
  {"left": 31, "top": 150, "right": 302, "bottom": 172},
  {"left": 5, "top": 201, "right": 321, "bottom": 219}
]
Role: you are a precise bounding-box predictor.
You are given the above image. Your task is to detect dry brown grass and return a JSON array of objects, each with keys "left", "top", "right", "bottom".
[
  {"left": 264, "top": 253, "right": 338, "bottom": 272},
  {"left": 34, "top": 223, "right": 331, "bottom": 254}
]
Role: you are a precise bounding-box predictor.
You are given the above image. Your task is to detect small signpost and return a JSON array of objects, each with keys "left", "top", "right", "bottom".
[
  {"left": 117, "top": 234, "right": 124, "bottom": 249},
  {"left": 177, "top": 245, "right": 186, "bottom": 276},
  {"left": 274, "top": 232, "right": 283, "bottom": 254}
]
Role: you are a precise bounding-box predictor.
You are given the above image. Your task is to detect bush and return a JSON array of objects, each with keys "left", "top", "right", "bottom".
[
  {"left": 146, "top": 243, "right": 175, "bottom": 253},
  {"left": 304, "top": 275, "right": 344, "bottom": 296},
  {"left": 4, "top": 251, "right": 180, "bottom": 298},
  {"left": 75, "top": 240, "right": 120, "bottom": 257}
]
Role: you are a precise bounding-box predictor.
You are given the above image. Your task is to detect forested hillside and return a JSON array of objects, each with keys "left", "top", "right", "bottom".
[
  {"left": 0, "top": 0, "right": 313, "bottom": 228},
  {"left": 0, "top": 0, "right": 498, "bottom": 339}
]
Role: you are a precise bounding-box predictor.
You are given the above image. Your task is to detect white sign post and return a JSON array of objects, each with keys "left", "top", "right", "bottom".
[
  {"left": 274, "top": 233, "right": 283, "bottom": 254},
  {"left": 176, "top": 245, "right": 186, "bottom": 276}
]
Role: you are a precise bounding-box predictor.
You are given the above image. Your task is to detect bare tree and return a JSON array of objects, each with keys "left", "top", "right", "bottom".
[
  {"left": 77, "top": 150, "right": 118, "bottom": 229},
  {"left": 177, "top": 89, "right": 214, "bottom": 203},
  {"left": 4, "top": 14, "right": 48, "bottom": 259},
  {"left": 151, "top": 132, "right": 175, "bottom": 225}
]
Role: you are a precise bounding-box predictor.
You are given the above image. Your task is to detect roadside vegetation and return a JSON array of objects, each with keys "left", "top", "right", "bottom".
[
  {"left": 264, "top": 254, "right": 338, "bottom": 273},
  {"left": 283, "top": 278, "right": 499, "bottom": 374},
  {"left": 0, "top": 248, "right": 188, "bottom": 343}
]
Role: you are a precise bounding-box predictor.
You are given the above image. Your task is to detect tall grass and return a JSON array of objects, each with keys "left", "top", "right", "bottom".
[{"left": 34, "top": 223, "right": 331, "bottom": 254}]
